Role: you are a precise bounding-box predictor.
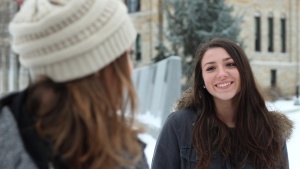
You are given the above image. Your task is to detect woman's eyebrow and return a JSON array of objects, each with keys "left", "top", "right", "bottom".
[
  {"left": 223, "top": 57, "right": 232, "bottom": 61},
  {"left": 203, "top": 61, "right": 215, "bottom": 67},
  {"left": 203, "top": 57, "right": 233, "bottom": 67}
]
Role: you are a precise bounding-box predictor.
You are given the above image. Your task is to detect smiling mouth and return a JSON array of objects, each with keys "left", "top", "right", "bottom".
[{"left": 216, "top": 82, "right": 233, "bottom": 88}]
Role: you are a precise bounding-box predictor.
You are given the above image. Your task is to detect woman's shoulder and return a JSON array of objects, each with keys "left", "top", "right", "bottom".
[
  {"left": 164, "top": 107, "right": 198, "bottom": 132},
  {"left": 268, "top": 111, "right": 293, "bottom": 140},
  {"left": 168, "top": 87, "right": 199, "bottom": 122},
  {"left": 0, "top": 106, "right": 38, "bottom": 169},
  {"left": 171, "top": 107, "right": 198, "bottom": 121},
  {"left": 173, "top": 87, "right": 197, "bottom": 111}
]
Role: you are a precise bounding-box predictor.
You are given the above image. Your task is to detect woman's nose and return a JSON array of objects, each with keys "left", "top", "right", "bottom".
[{"left": 217, "top": 68, "right": 228, "bottom": 79}]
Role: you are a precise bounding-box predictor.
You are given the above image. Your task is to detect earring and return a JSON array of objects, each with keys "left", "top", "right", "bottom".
[{"left": 203, "top": 85, "right": 206, "bottom": 89}]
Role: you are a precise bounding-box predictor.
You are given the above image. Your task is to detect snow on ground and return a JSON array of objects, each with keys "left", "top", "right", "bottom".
[
  {"left": 138, "top": 133, "right": 157, "bottom": 167},
  {"left": 136, "top": 111, "right": 162, "bottom": 129},
  {"left": 139, "top": 98, "right": 300, "bottom": 168}
]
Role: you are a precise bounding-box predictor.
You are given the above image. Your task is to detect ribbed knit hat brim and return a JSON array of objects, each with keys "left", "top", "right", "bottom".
[{"left": 9, "top": 0, "right": 137, "bottom": 82}]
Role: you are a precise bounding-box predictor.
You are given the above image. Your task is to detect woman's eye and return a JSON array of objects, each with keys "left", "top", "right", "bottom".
[
  {"left": 206, "top": 67, "right": 215, "bottom": 71},
  {"left": 227, "top": 63, "right": 236, "bottom": 67}
]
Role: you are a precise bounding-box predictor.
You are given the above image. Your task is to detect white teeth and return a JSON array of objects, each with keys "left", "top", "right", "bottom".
[{"left": 217, "top": 82, "right": 231, "bottom": 88}]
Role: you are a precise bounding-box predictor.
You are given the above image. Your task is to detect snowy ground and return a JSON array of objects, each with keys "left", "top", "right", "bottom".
[{"left": 139, "top": 98, "right": 300, "bottom": 168}]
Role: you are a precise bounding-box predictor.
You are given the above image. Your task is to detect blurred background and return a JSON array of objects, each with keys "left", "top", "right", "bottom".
[
  {"left": 1, "top": 0, "right": 300, "bottom": 168},
  {"left": 2, "top": 0, "right": 300, "bottom": 99}
]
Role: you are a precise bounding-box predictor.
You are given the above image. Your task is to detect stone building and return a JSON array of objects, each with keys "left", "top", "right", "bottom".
[
  {"left": 124, "top": 0, "right": 163, "bottom": 67},
  {"left": 127, "top": 0, "right": 300, "bottom": 98},
  {"left": 0, "top": 0, "right": 20, "bottom": 95},
  {"left": 227, "top": 0, "right": 300, "bottom": 99}
]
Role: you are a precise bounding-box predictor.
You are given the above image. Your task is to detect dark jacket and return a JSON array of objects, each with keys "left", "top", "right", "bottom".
[
  {"left": 151, "top": 89, "right": 293, "bottom": 169},
  {"left": 0, "top": 89, "right": 149, "bottom": 169}
]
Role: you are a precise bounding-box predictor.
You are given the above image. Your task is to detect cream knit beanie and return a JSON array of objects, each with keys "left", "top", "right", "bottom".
[{"left": 9, "top": 0, "right": 137, "bottom": 82}]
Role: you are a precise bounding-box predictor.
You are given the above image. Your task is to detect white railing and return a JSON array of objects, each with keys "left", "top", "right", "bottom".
[{"left": 133, "top": 56, "right": 182, "bottom": 138}]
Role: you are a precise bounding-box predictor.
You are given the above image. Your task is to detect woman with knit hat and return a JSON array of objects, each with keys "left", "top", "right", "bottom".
[{"left": 0, "top": 0, "right": 149, "bottom": 168}]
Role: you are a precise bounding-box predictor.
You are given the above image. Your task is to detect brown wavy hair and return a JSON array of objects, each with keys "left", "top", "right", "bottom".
[
  {"left": 27, "top": 53, "right": 142, "bottom": 169},
  {"left": 192, "top": 38, "right": 287, "bottom": 169}
]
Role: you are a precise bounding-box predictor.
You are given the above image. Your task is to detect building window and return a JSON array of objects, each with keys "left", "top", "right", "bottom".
[
  {"left": 129, "top": 34, "right": 142, "bottom": 63},
  {"left": 135, "top": 34, "right": 142, "bottom": 61},
  {"left": 255, "top": 16, "right": 261, "bottom": 52},
  {"left": 271, "top": 69, "right": 277, "bottom": 87},
  {"left": 268, "top": 17, "right": 274, "bottom": 52},
  {"left": 281, "top": 18, "right": 286, "bottom": 53},
  {"left": 125, "top": 0, "right": 140, "bottom": 13}
]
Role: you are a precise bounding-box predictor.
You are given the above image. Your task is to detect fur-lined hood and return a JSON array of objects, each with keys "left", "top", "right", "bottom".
[{"left": 173, "top": 88, "right": 294, "bottom": 140}]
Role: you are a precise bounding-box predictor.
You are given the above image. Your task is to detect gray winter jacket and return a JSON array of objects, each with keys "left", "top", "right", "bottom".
[
  {"left": 0, "top": 106, "right": 41, "bottom": 169},
  {"left": 151, "top": 89, "right": 293, "bottom": 169}
]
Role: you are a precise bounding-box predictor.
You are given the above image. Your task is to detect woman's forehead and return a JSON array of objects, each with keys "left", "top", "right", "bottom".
[{"left": 201, "top": 48, "right": 233, "bottom": 63}]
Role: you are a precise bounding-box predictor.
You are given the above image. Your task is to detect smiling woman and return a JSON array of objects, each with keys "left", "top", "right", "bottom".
[{"left": 151, "top": 38, "right": 294, "bottom": 169}]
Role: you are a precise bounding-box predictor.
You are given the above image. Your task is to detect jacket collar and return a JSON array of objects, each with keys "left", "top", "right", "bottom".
[{"left": 173, "top": 88, "right": 294, "bottom": 140}]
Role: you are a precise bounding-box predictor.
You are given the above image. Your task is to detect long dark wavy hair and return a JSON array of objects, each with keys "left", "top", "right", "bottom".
[
  {"left": 192, "top": 38, "right": 287, "bottom": 169},
  {"left": 27, "top": 53, "right": 142, "bottom": 169}
]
